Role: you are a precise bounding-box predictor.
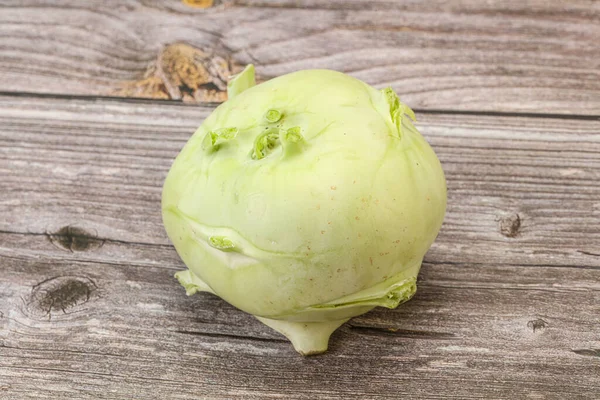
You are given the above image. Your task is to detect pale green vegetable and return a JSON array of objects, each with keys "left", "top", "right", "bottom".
[{"left": 162, "top": 65, "right": 447, "bottom": 355}]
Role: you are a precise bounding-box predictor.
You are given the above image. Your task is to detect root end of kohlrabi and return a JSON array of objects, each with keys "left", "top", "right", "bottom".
[{"left": 256, "top": 317, "right": 349, "bottom": 356}]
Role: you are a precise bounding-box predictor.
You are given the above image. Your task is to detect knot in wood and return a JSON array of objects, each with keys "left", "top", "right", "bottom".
[
  {"left": 182, "top": 0, "right": 215, "bottom": 7},
  {"left": 47, "top": 225, "right": 104, "bottom": 252},
  {"left": 27, "top": 276, "right": 96, "bottom": 319},
  {"left": 499, "top": 213, "right": 521, "bottom": 238},
  {"left": 114, "top": 43, "right": 242, "bottom": 103},
  {"left": 527, "top": 318, "right": 547, "bottom": 333},
  {"left": 572, "top": 349, "right": 600, "bottom": 358}
]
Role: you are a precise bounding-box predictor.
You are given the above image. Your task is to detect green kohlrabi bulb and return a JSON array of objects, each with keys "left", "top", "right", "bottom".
[{"left": 162, "top": 65, "right": 447, "bottom": 355}]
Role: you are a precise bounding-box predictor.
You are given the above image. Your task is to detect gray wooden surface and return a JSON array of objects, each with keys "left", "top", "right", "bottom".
[
  {"left": 1, "top": 0, "right": 600, "bottom": 113},
  {"left": 1, "top": 1, "right": 600, "bottom": 399}
]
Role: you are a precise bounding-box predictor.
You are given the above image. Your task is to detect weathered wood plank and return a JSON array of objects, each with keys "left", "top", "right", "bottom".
[
  {"left": 0, "top": 1, "right": 599, "bottom": 114},
  {"left": 1, "top": 95, "right": 599, "bottom": 267},
  {"left": 1, "top": 233, "right": 599, "bottom": 399},
  {"left": 0, "top": 95, "right": 599, "bottom": 398}
]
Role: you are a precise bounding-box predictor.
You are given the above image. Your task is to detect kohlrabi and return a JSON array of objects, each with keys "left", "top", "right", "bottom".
[{"left": 162, "top": 65, "right": 446, "bottom": 355}]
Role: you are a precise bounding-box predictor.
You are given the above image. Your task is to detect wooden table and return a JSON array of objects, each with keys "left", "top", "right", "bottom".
[{"left": 1, "top": 1, "right": 599, "bottom": 399}]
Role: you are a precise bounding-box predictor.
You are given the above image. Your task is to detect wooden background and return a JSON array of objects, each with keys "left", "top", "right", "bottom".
[{"left": 1, "top": 1, "right": 599, "bottom": 399}]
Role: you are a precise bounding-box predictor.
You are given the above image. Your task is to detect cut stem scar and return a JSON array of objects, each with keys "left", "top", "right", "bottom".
[
  {"left": 208, "top": 235, "right": 236, "bottom": 251},
  {"left": 252, "top": 129, "right": 279, "bottom": 159},
  {"left": 382, "top": 87, "right": 416, "bottom": 139},
  {"left": 202, "top": 127, "right": 239, "bottom": 150},
  {"left": 265, "top": 109, "right": 282, "bottom": 123}
]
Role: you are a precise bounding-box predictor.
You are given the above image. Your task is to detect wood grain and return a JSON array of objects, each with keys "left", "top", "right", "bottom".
[
  {"left": 1, "top": 95, "right": 599, "bottom": 266},
  {"left": 1, "top": 1, "right": 599, "bottom": 114},
  {"left": 0, "top": 94, "right": 599, "bottom": 399}
]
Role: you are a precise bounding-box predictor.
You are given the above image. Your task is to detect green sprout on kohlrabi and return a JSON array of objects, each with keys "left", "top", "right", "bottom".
[{"left": 162, "top": 65, "right": 447, "bottom": 355}]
